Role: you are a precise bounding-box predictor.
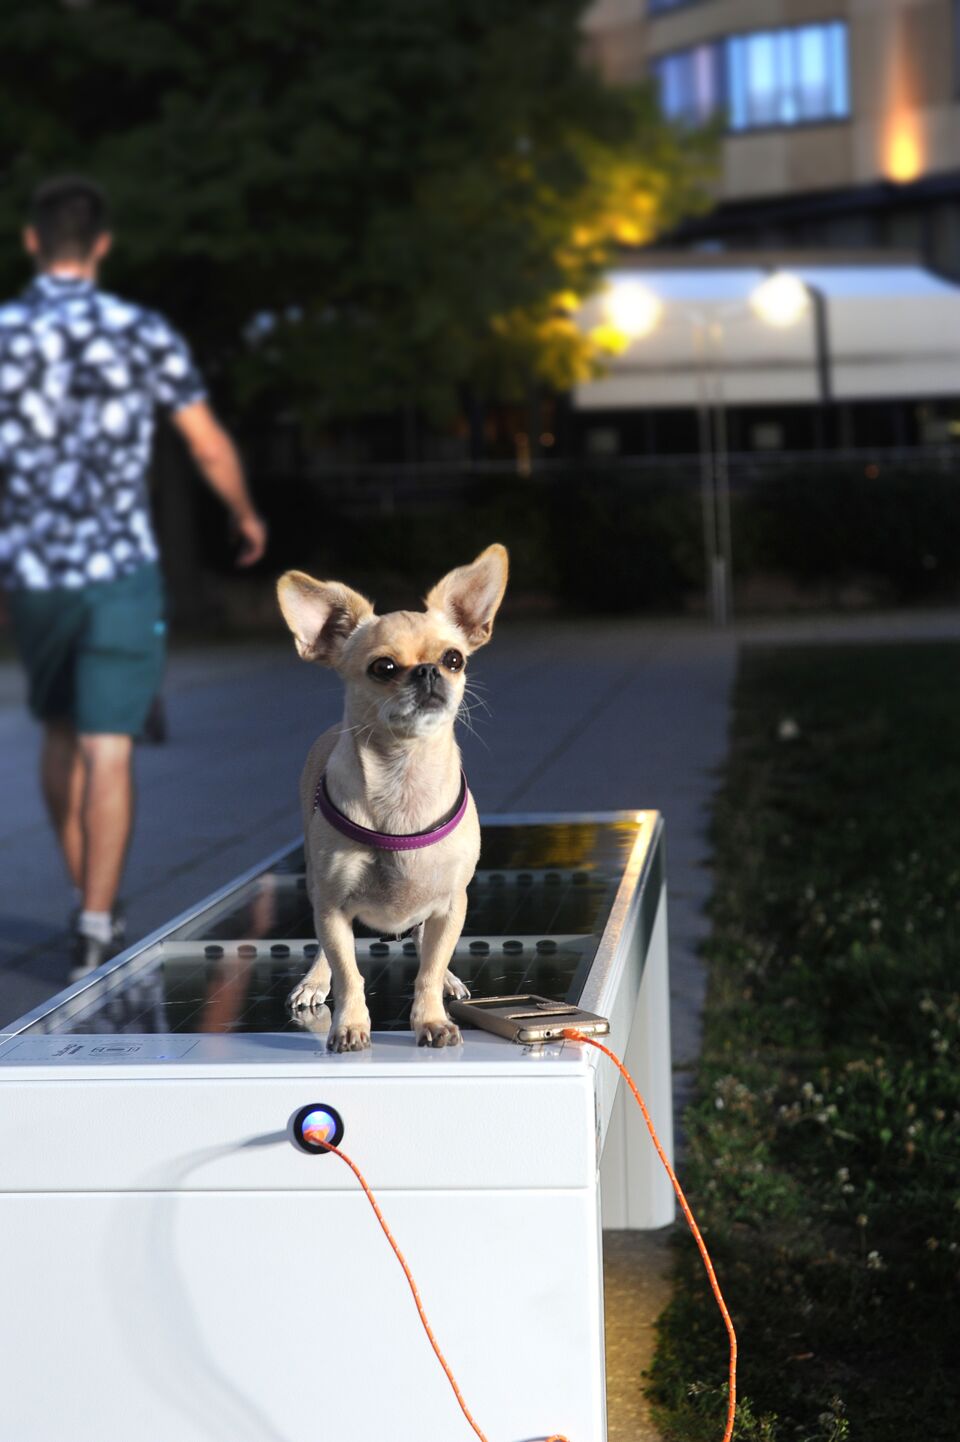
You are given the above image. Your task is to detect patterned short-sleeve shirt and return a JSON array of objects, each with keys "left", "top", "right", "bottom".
[{"left": 0, "top": 272, "right": 206, "bottom": 590}]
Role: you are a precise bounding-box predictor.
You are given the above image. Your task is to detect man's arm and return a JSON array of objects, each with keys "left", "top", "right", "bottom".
[{"left": 172, "top": 401, "right": 267, "bottom": 566}]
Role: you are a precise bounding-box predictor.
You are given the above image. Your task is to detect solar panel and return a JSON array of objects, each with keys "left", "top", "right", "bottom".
[{"left": 24, "top": 820, "right": 642, "bottom": 1037}]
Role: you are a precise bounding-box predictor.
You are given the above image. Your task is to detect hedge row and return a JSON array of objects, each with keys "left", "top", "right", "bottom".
[{"left": 214, "top": 464, "right": 960, "bottom": 613}]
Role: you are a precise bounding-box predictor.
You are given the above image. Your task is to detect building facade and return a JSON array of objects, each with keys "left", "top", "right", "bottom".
[{"left": 582, "top": 0, "right": 960, "bottom": 277}]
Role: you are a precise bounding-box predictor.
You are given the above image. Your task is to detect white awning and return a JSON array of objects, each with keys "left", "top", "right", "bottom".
[{"left": 572, "top": 254, "right": 960, "bottom": 410}]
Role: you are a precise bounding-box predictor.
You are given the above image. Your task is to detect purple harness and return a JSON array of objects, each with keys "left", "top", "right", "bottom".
[{"left": 313, "top": 770, "right": 470, "bottom": 852}]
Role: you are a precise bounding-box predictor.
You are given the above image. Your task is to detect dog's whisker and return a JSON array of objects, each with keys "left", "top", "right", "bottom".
[
  {"left": 457, "top": 702, "right": 485, "bottom": 733},
  {"left": 459, "top": 693, "right": 492, "bottom": 726},
  {"left": 461, "top": 687, "right": 492, "bottom": 717},
  {"left": 455, "top": 702, "right": 492, "bottom": 754},
  {"left": 337, "top": 719, "right": 376, "bottom": 740}
]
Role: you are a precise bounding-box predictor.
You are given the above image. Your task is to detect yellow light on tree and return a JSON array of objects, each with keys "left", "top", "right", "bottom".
[{"left": 749, "top": 271, "right": 809, "bottom": 329}]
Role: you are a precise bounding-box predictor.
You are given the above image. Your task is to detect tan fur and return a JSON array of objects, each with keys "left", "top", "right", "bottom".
[{"left": 277, "top": 545, "right": 508, "bottom": 1051}]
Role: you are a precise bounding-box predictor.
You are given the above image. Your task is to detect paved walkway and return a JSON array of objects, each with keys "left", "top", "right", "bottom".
[{"left": 2, "top": 606, "right": 958, "bottom": 1440}]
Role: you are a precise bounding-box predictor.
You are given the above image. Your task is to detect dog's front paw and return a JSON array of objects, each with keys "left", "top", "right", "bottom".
[
  {"left": 328, "top": 1010, "right": 372, "bottom": 1053},
  {"left": 289, "top": 1003, "right": 332, "bottom": 1037},
  {"left": 442, "top": 969, "right": 471, "bottom": 1001},
  {"left": 288, "top": 978, "right": 330, "bottom": 1011},
  {"left": 415, "top": 1017, "right": 463, "bottom": 1049}
]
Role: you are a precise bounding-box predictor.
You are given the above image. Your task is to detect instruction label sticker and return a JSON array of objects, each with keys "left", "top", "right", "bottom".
[{"left": 0, "top": 1036, "right": 200, "bottom": 1064}]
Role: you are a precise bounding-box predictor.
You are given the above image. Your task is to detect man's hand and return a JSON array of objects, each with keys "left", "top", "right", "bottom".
[
  {"left": 234, "top": 510, "right": 268, "bottom": 567},
  {"left": 174, "top": 401, "right": 267, "bottom": 565}
]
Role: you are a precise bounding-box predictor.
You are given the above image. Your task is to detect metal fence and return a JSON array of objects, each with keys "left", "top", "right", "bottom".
[{"left": 247, "top": 446, "right": 960, "bottom": 619}]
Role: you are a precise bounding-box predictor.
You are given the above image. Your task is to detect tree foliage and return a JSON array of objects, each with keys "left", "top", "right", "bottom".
[{"left": 0, "top": 0, "right": 713, "bottom": 423}]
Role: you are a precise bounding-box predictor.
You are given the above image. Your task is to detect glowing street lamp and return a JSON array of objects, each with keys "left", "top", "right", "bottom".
[
  {"left": 593, "top": 269, "right": 813, "bottom": 626},
  {"left": 749, "top": 270, "right": 810, "bottom": 329},
  {"left": 602, "top": 279, "right": 663, "bottom": 340}
]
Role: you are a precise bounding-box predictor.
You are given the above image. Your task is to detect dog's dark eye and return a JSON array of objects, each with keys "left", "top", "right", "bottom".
[
  {"left": 369, "top": 657, "right": 399, "bottom": 682},
  {"left": 441, "top": 649, "right": 465, "bottom": 673}
]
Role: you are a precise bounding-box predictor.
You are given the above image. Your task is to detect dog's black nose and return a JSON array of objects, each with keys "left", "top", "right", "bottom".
[{"left": 413, "top": 664, "right": 441, "bottom": 683}]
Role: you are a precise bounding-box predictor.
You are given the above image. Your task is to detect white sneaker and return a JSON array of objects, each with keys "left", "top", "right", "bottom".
[{"left": 68, "top": 906, "right": 126, "bottom": 984}]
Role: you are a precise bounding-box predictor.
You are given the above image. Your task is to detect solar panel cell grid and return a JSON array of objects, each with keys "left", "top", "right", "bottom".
[{"left": 28, "top": 822, "right": 638, "bottom": 1037}]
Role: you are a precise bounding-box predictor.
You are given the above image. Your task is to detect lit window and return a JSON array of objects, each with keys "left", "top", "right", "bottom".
[
  {"left": 652, "top": 43, "right": 723, "bottom": 126},
  {"left": 726, "top": 22, "right": 849, "bottom": 130},
  {"left": 652, "top": 21, "right": 849, "bottom": 131}
]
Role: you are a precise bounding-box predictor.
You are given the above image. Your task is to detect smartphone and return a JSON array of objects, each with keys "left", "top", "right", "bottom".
[{"left": 447, "top": 994, "right": 610, "bottom": 1044}]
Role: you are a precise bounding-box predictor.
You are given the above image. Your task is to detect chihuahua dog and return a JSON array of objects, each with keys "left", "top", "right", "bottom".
[{"left": 277, "top": 544, "right": 508, "bottom": 1052}]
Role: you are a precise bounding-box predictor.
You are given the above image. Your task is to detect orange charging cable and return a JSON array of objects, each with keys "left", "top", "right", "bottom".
[
  {"left": 318, "top": 1026, "right": 737, "bottom": 1442},
  {"left": 564, "top": 1029, "right": 737, "bottom": 1442}
]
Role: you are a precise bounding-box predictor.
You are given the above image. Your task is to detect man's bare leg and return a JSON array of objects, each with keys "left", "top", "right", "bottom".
[
  {"left": 41, "top": 720, "right": 85, "bottom": 891},
  {"left": 77, "top": 733, "right": 134, "bottom": 914}
]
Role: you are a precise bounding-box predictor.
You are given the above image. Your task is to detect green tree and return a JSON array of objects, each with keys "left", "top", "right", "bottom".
[{"left": 0, "top": 0, "right": 713, "bottom": 427}]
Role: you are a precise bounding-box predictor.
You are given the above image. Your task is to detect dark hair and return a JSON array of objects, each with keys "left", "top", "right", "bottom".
[{"left": 29, "top": 175, "right": 109, "bottom": 262}]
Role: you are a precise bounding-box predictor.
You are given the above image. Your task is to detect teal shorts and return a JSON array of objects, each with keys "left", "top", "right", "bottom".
[{"left": 7, "top": 563, "right": 166, "bottom": 735}]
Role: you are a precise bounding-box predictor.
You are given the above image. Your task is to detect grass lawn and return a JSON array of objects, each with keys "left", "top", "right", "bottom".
[{"left": 648, "top": 643, "right": 960, "bottom": 1442}]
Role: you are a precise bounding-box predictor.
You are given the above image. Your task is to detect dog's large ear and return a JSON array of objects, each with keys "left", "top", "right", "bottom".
[
  {"left": 277, "top": 571, "right": 374, "bottom": 665},
  {"left": 425, "top": 544, "right": 509, "bottom": 650}
]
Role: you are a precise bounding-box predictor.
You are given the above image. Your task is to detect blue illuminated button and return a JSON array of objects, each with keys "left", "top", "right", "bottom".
[{"left": 292, "top": 1103, "right": 344, "bottom": 1154}]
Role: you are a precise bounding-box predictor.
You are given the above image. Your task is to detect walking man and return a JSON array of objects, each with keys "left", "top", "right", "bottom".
[{"left": 0, "top": 176, "right": 267, "bottom": 977}]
